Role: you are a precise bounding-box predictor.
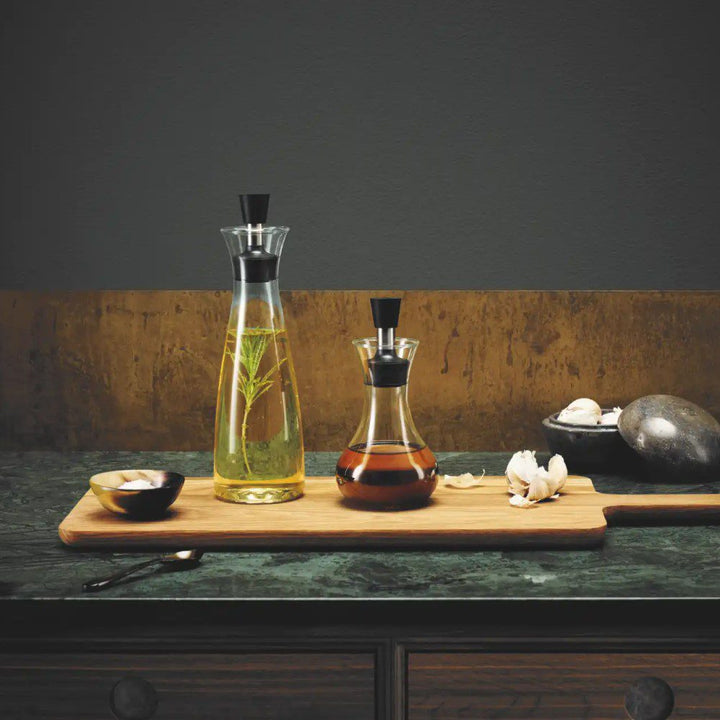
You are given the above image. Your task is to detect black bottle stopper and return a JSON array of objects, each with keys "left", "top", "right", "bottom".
[
  {"left": 371, "top": 297, "right": 401, "bottom": 333},
  {"left": 233, "top": 193, "right": 278, "bottom": 283},
  {"left": 239, "top": 194, "right": 270, "bottom": 225},
  {"left": 368, "top": 297, "right": 409, "bottom": 387}
]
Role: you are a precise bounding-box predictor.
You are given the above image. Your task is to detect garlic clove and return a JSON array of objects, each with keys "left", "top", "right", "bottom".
[
  {"left": 567, "top": 397, "right": 602, "bottom": 415},
  {"left": 599, "top": 406, "right": 623, "bottom": 425},
  {"left": 526, "top": 470, "right": 552, "bottom": 502},
  {"left": 547, "top": 454, "right": 568, "bottom": 493},
  {"left": 557, "top": 397, "right": 602, "bottom": 425},
  {"left": 505, "top": 450, "right": 538, "bottom": 492},
  {"left": 507, "top": 475, "right": 527, "bottom": 495},
  {"left": 557, "top": 408, "right": 600, "bottom": 425}
]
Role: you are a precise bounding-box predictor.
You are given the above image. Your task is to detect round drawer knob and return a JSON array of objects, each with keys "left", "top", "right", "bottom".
[
  {"left": 625, "top": 676, "right": 675, "bottom": 720},
  {"left": 110, "top": 676, "right": 158, "bottom": 720}
]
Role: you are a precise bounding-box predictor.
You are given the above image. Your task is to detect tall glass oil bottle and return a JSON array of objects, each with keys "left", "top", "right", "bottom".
[
  {"left": 214, "top": 194, "right": 304, "bottom": 503},
  {"left": 336, "top": 297, "right": 438, "bottom": 508}
]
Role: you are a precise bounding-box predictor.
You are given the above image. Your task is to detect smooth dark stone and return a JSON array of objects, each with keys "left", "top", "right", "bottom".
[{"left": 618, "top": 395, "right": 720, "bottom": 482}]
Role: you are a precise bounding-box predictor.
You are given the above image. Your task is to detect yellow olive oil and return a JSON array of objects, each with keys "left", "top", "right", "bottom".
[{"left": 214, "top": 327, "right": 304, "bottom": 503}]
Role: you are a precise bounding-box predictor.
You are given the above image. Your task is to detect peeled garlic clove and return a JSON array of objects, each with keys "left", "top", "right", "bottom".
[
  {"left": 505, "top": 450, "right": 538, "bottom": 490},
  {"left": 442, "top": 472, "right": 484, "bottom": 489},
  {"left": 557, "top": 410, "right": 596, "bottom": 425},
  {"left": 567, "top": 397, "right": 602, "bottom": 415},
  {"left": 557, "top": 397, "right": 602, "bottom": 425},
  {"left": 599, "top": 406, "right": 623, "bottom": 425},
  {"left": 547, "top": 454, "right": 567, "bottom": 493}
]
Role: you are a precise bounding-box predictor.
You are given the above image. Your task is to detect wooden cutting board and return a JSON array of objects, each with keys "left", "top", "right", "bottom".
[{"left": 58, "top": 476, "right": 720, "bottom": 549}]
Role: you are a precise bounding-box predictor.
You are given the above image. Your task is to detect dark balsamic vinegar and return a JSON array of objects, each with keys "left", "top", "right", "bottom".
[
  {"left": 336, "top": 441, "right": 438, "bottom": 508},
  {"left": 338, "top": 297, "right": 438, "bottom": 509}
]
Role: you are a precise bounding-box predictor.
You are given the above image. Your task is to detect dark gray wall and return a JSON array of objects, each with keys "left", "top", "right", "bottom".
[{"left": 2, "top": 0, "right": 719, "bottom": 290}]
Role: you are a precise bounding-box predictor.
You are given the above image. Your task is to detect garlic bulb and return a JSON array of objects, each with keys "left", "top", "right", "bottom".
[
  {"left": 441, "top": 471, "right": 485, "bottom": 489},
  {"left": 557, "top": 398, "right": 602, "bottom": 425},
  {"left": 505, "top": 451, "right": 567, "bottom": 507},
  {"left": 599, "top": 406, "right": 623, "bottom": 425}
]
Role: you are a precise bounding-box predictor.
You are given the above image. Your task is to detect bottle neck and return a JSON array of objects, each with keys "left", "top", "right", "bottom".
[
  {"left": 368, "top": 384, "right": 410, "bottom": 411},
  {"left": 221, "top": 226, "right": 288, "bottom": 284},
  {"left": 230, "top": 278, "right": 285, "bottom": 331}
]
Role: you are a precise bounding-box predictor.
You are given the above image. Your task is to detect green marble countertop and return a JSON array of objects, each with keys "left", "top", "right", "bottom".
[{"left": 1, "top": 451, "right": 719, "bottom": 602}]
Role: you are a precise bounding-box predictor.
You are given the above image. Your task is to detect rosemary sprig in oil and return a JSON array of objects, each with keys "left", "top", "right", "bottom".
[{"left": 228, "top": 329, "right": 286, "bottom": 476}]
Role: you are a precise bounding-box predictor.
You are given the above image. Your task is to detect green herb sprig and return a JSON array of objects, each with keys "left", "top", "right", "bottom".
[{"left": 228, "top": 329, "right": 286, "bottom": 476}]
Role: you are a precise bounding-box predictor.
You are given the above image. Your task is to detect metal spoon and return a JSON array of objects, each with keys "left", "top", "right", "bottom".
[{"left": 82, "top": 550, "right": 204, "bottom": 593}]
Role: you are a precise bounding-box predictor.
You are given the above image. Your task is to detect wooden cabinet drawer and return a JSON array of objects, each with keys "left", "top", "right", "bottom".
[
  {"left": 408, "top": 653, "right": 720, "bottom": 719},
  {"left": 0, "top": 652, "right": 375, "bottom": 719}
]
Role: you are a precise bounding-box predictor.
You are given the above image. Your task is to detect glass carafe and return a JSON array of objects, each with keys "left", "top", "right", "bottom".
[
  {"left": 336, "top": 298, "right": 438, "bottom": 508},
  {"left": 214, "top": 195, "right": 304, "bottom": 504}
]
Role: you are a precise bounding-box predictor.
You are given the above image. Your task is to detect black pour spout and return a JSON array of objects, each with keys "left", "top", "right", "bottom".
[
  {"left": 368, "top": 297, "right": 409, "bottom": 387},
  {"left": 233, "top": 193, "right": 278, "bottom": 283}
]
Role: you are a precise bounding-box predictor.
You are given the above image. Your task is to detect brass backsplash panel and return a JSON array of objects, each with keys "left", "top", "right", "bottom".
[{"left": 1, "top": 291, "right": 718, "bottom": 451}]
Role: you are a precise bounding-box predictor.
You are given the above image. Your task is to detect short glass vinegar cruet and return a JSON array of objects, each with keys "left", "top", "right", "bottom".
[
  {"left": 213, "top": 194, "right": 304, "bottom": 504},
  {"left": 336, "top": 297, "right": 438, "bottom": 508}
]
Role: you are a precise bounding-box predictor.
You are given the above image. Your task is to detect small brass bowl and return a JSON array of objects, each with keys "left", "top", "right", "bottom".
[{"left": 89, "top": 469, "right": 185, "bottom": 518}]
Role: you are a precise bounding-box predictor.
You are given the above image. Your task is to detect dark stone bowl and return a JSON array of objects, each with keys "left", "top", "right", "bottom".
[{"left": 541, "top": 410, "right": 638, "bottom": 474}]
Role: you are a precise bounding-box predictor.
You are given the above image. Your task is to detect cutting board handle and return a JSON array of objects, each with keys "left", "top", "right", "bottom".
[{"left": 601, "top": 492, "right": 720, "bottom": 523}]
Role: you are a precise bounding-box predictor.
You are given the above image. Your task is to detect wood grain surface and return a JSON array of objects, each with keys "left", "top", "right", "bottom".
[
  {"left": 408, "top": 652, "right": 720, "bottom": 719},
  {"left": 58, "top": 476, "right": 720, "bottom": 550},
  {"left": 0, "top": 652, "right": 375, "bottom": 720},
  {"left": 2, "top": 290, "right": 719, "bottom": 451}
]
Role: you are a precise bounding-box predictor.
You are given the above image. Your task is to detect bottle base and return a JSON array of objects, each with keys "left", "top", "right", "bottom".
[
  {"left": 336, "top": 477, "right": 437, "bottom": 510},
  {"left": 214, "top": 482, "right": 304, "bottom": 504},
  {"left": 335, "top": 443, "right": 438, "bottom": 510},
  {"left": 338, "top": 491, "right": 435, "bottom": 511}
]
